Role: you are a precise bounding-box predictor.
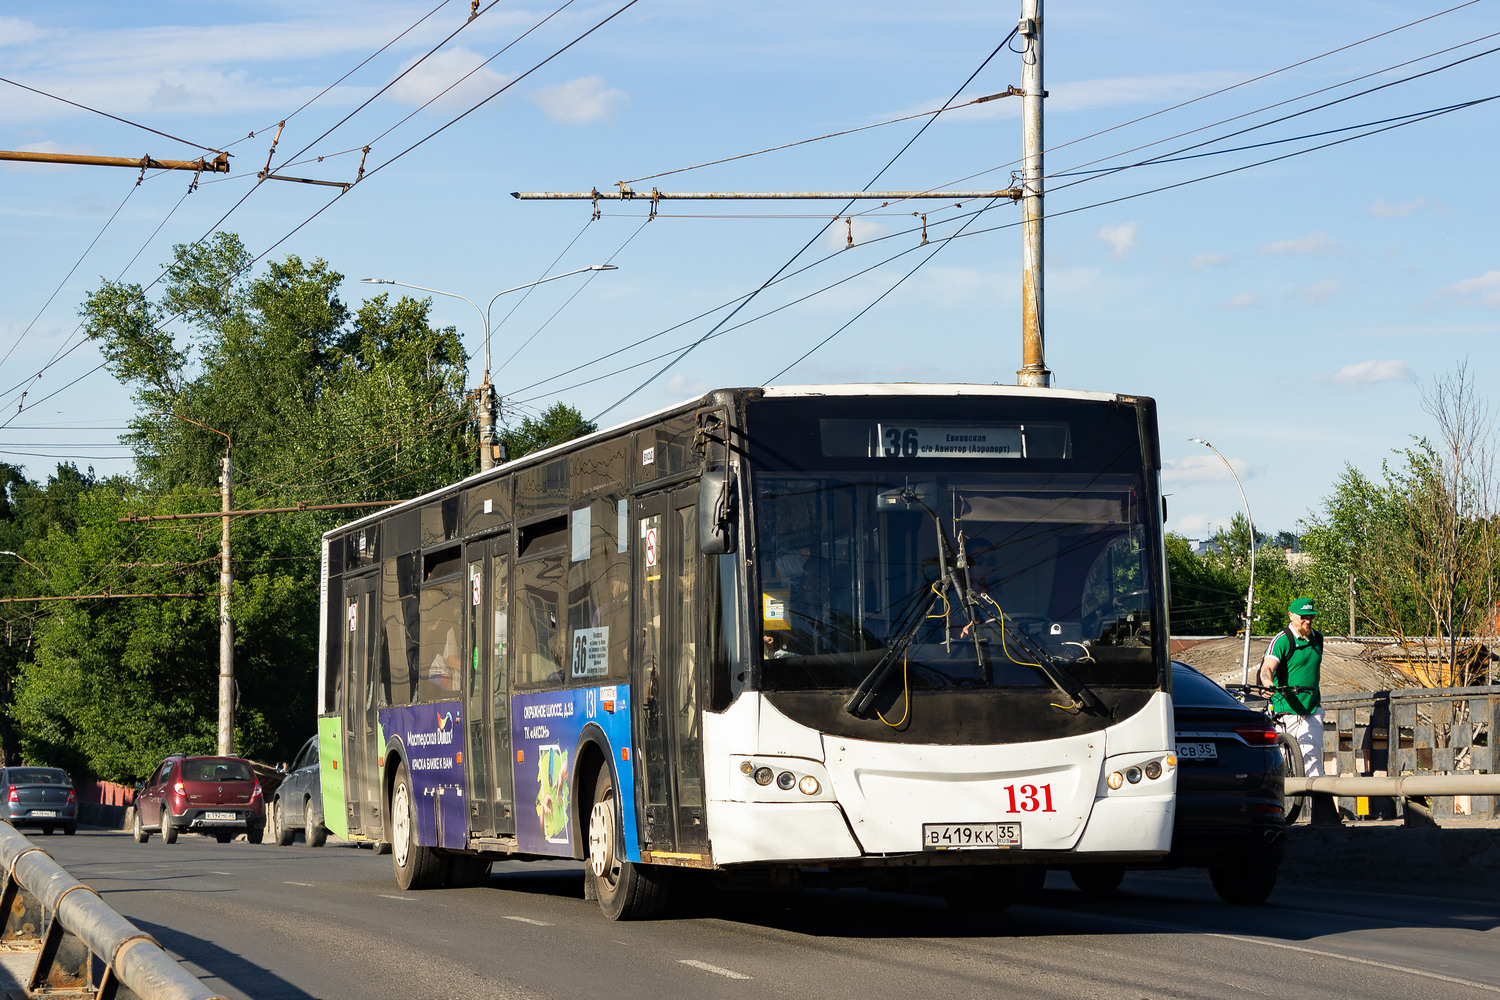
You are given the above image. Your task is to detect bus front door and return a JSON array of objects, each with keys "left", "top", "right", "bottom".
[{"left": 633, "top": 488, "right": 709, "bottom": 857}]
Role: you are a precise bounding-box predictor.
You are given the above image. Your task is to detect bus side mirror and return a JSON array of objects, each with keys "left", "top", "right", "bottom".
[{"left": 699, "top": 467, "right": 737, "bottom": 555}]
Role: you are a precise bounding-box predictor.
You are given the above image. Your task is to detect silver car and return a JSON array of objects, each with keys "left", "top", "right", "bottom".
[
  {"left": 267, "top": 736, "right": 328, "bottom": 847},
  {"left": 1, "top": 766, "right": 78, "bottom": 836}
]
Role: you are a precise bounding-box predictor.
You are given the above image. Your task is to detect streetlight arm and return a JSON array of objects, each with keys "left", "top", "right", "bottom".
[
  {"left": 362, "top": 278, "right": 487, "bottom": 372},
  {"left": 1189, "top": 438, "right": 1258, "bottom": 683}
]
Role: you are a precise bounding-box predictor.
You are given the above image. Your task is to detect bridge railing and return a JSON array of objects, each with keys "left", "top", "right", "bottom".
[
  {"left": 0, "top": 822, "right": 224, "bottom": 1000},
  {"left": 1314, "top": 685, "right": 1498, "bottom": 821}
]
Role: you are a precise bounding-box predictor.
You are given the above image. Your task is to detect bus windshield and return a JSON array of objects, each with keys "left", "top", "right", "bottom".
[{"left": 754, "top": 470, "right": 1157, "bottom": 695}]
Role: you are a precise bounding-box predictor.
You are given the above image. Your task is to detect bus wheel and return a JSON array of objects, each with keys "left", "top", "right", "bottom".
[
  {"left": 1069, "top": 864, "right": 1125, "bottom": 895},
  {"left": 587, "top": 769, "right": 668, "bottom": 920},
  {"left": 391, "top": 762, "right": 443, "bottom": 890}
]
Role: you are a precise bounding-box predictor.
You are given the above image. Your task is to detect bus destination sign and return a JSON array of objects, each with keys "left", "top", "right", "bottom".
[{"left": 876, "top": 424, "right": 1023, "bottom": 459}]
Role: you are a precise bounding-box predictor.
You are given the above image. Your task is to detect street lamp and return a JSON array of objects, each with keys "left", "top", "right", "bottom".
[
  {"left": 1189, "top": 438, "right": 1257, "bottom": 684},
  {"left": 0, "top": 550, "right": 43, "bottom": 577},
  {"left": 361, "top": 264, "right": 618, "bottom": 470}
]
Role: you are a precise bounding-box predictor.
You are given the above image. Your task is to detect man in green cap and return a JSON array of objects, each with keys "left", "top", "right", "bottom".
[{"left": 1258, "top": 597, "right": 1325, "bottom": 776}]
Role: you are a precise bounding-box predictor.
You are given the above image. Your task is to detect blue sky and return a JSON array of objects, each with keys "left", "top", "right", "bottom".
[{"left": 2, "top": 1, "right": 1497, "bottom": 539}]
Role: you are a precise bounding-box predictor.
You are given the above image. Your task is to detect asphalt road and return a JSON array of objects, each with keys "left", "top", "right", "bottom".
[{"left": 21, "top": 828, "right": 1500, "bottom": 1000}]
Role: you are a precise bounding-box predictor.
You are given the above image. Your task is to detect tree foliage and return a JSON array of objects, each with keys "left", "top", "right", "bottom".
[
  {"left": 5, "top": 235, "right": 482, "bottom": 779},
  {"left": 1301, "top": 365, "right": 1499, "bottom": 686}
]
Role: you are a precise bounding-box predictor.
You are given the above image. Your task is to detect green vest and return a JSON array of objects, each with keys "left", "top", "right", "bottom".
[{"left": 1268, "top": 628, "right": 1322, "bottom": 715}]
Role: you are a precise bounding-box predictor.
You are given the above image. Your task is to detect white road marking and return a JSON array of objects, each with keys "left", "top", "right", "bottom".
[
  {"left": 211, "top": 872, "right": 233, "bottom": 876},
  {"left": 502, "top": 916, "right": 553, "bottom": 926},
  {"left": 1209, "top": 934, "right": 1500, "bottom": 994},
  {"left": 377, "top": 894, "right": 415, "bottom": 902},
  {"left": 283, "top": 881, "right": 314, "bottom": 887},
  {"left": 679, "top": 960, "right": 751, "bottom": 981}
]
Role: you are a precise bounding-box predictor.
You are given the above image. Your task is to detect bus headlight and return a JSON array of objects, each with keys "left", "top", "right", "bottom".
[
  {"left": 798, "top": 775, "right": 820, "bottom": 795},
  {"left": 1144, "top": 760, "right": 1162, "bottom": 780},
  {"left": 1106, "top": 771, "right": 1125, "bottom": 790},
  {"left": 754, "top": 767, "right": 775, "bottom": 786},
  {"left": 776, "top": 771, "right": 796, "bottom": 790}
]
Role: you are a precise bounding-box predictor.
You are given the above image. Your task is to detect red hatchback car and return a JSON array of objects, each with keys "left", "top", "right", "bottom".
[{"left": 133, "top": 754, "right": 265, "bottom": 844}]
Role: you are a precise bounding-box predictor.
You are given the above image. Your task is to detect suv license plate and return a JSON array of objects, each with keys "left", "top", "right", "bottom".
[
  {"left": 31, "top": 810, "right": 56, "bottom": 818},
  {"left": 922, "top": 822, "right": 1021, "bottom": 850},
  {"left": 204, "top": 811, "right": 238, "bottom": 821},
  {"left": 1176, "top": 741, "right": 1217, "bottom": 760}
]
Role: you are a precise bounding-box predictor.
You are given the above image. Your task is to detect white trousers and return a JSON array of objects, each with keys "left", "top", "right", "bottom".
[{"left": 1281, "top": 709, "right": 1326, "bottom": 778}]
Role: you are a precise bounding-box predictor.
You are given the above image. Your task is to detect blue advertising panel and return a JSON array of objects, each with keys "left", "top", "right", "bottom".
[
  {"left": 511, "top": 684, "right": 639, "bottom": 860},
  {"left": 379, "top": 700, "right": 468, "bottom": 850}
]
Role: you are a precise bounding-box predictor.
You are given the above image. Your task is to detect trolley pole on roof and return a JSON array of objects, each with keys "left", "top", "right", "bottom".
[{"left": 1017, "top": 0, "right": 1051, "bottom": 388}]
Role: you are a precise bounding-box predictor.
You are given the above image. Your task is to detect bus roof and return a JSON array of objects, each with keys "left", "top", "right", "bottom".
[{"left": 322, "top": 383, "right": 1146, "bottom": 539}]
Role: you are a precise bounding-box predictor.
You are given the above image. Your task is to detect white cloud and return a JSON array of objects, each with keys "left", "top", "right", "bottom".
[
  {"left": 1191, "top": 253, "right": 1231, "bottom": 269},
  {"left": 1171, "top": 513, "right": 1215, "bottom": 538},
  {"left": 0, "top": 141, "right": 95, "bottom": 173},
  {"left": 0, "top": 17, "right": 46, "bottom": 47},
  {"left": 821, "top": 216, "right": 889, "bottom": 251},
  {"left": 1371, "top": 196, "right": 1429, "bottom": 218},
  {"left": 1224, "top": 292, "right": 1257, "bottom": 309},
  {"left": 1297, "top": 279, "right": 1341, "bottom": 306},
  {"left": 1260, "top": 232, "right": 1339, "bottom": 256},
  {"left": 528, "top": 76, "right": 628, "bottom": 125},
  {"left": 1163, "top": 452, "right": 1252, "bottom": 487},
  {"left": 1093, "top": 221, "right": 1138, "bottom": 259},
  {"left": 1431, "top": 270, "right": 1500, "bottom": 308},
  {"left": 388, "top": 48, "right": 511, "bottom": 114},
  {"left": 1326, "top": 360, "right": 1415, "bottom": 386},
  {"left": 664, "top": 373, "right": 709, "bottom": 397}
]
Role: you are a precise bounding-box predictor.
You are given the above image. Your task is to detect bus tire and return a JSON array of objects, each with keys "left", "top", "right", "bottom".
[
  {"left": 1069, "top": 864, "right": 1125, "bottom": 895},
  {"left": 587, "top": 768, "right": 668, "bottom": 920},
  {"left": 305, "top": 799, "right": 327, "bottom": 848},
  {"left": 391, "top": 762, "right": 443, "bottom": 890},
  {"left": 1277, "top": 733, "right": 1304, "bottom": 825}
]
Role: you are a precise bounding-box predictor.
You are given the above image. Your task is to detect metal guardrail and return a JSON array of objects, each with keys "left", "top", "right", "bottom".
[
  {"left": 1314, "top": 685, "right": 1498, "bottom": 821},
  {"left": 0, "top": 823, "right": 225, "bottom": 1000}
]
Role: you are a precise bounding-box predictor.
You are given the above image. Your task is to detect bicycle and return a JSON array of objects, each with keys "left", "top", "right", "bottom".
[{"left": 1224, "top": 683, "right": 1317, "bottom": 825}]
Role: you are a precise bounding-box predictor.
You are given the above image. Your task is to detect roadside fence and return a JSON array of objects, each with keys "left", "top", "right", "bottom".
[
  {"left": 0, "top": 822, "right": 224, "bottom": 1000},
  {"left": 1302, "top": 685, "right": 1498, "bottom": 822}
]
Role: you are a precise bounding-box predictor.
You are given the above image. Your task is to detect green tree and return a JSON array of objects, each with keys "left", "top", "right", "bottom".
[
  {"left": 499, "top": 402, "right": 597, "bottom": 461},
  {"left": 11, "top": 235, "right": 484, "bottom": 779},
  {"left": 1301, "top": 365, "right": 1499, "bottom": 686}
]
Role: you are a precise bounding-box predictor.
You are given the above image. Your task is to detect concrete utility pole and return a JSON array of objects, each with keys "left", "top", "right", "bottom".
[
  {"left": 1017, "top": 0, "right": 1052, "bottom": 388},
  {"left": 219, "top": 452, "right": 234, "bottom": 757}
]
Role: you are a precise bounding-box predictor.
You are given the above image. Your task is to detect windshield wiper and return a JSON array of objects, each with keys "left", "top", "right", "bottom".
[
  {"left": 843, "top": 585, "right": 942, "bottom": 717},
  {"left": 973, "top": 593, "right": 1109, "bottom": 716},
  {"left": 846, "top": 485, "right": 973, "bottom": 718}
]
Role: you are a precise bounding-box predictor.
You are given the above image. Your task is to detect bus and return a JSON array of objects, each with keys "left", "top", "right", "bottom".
[{"left": 316, "top": 384, "right": 1176, "bottom": 918}]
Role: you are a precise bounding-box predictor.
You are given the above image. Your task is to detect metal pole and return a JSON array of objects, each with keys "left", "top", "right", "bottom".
[
  {"left": 1190, "top": 439, "right": 1257, "bottom": 684},
  {"left": 361, "top": 266, "right": 616, "bottom": 471},
  {"left": 1017, "top": 0, "right": 1051, "bottom": 388},
  {"left": 219, "top": 452, "right": 234, "bottom": 756}
]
